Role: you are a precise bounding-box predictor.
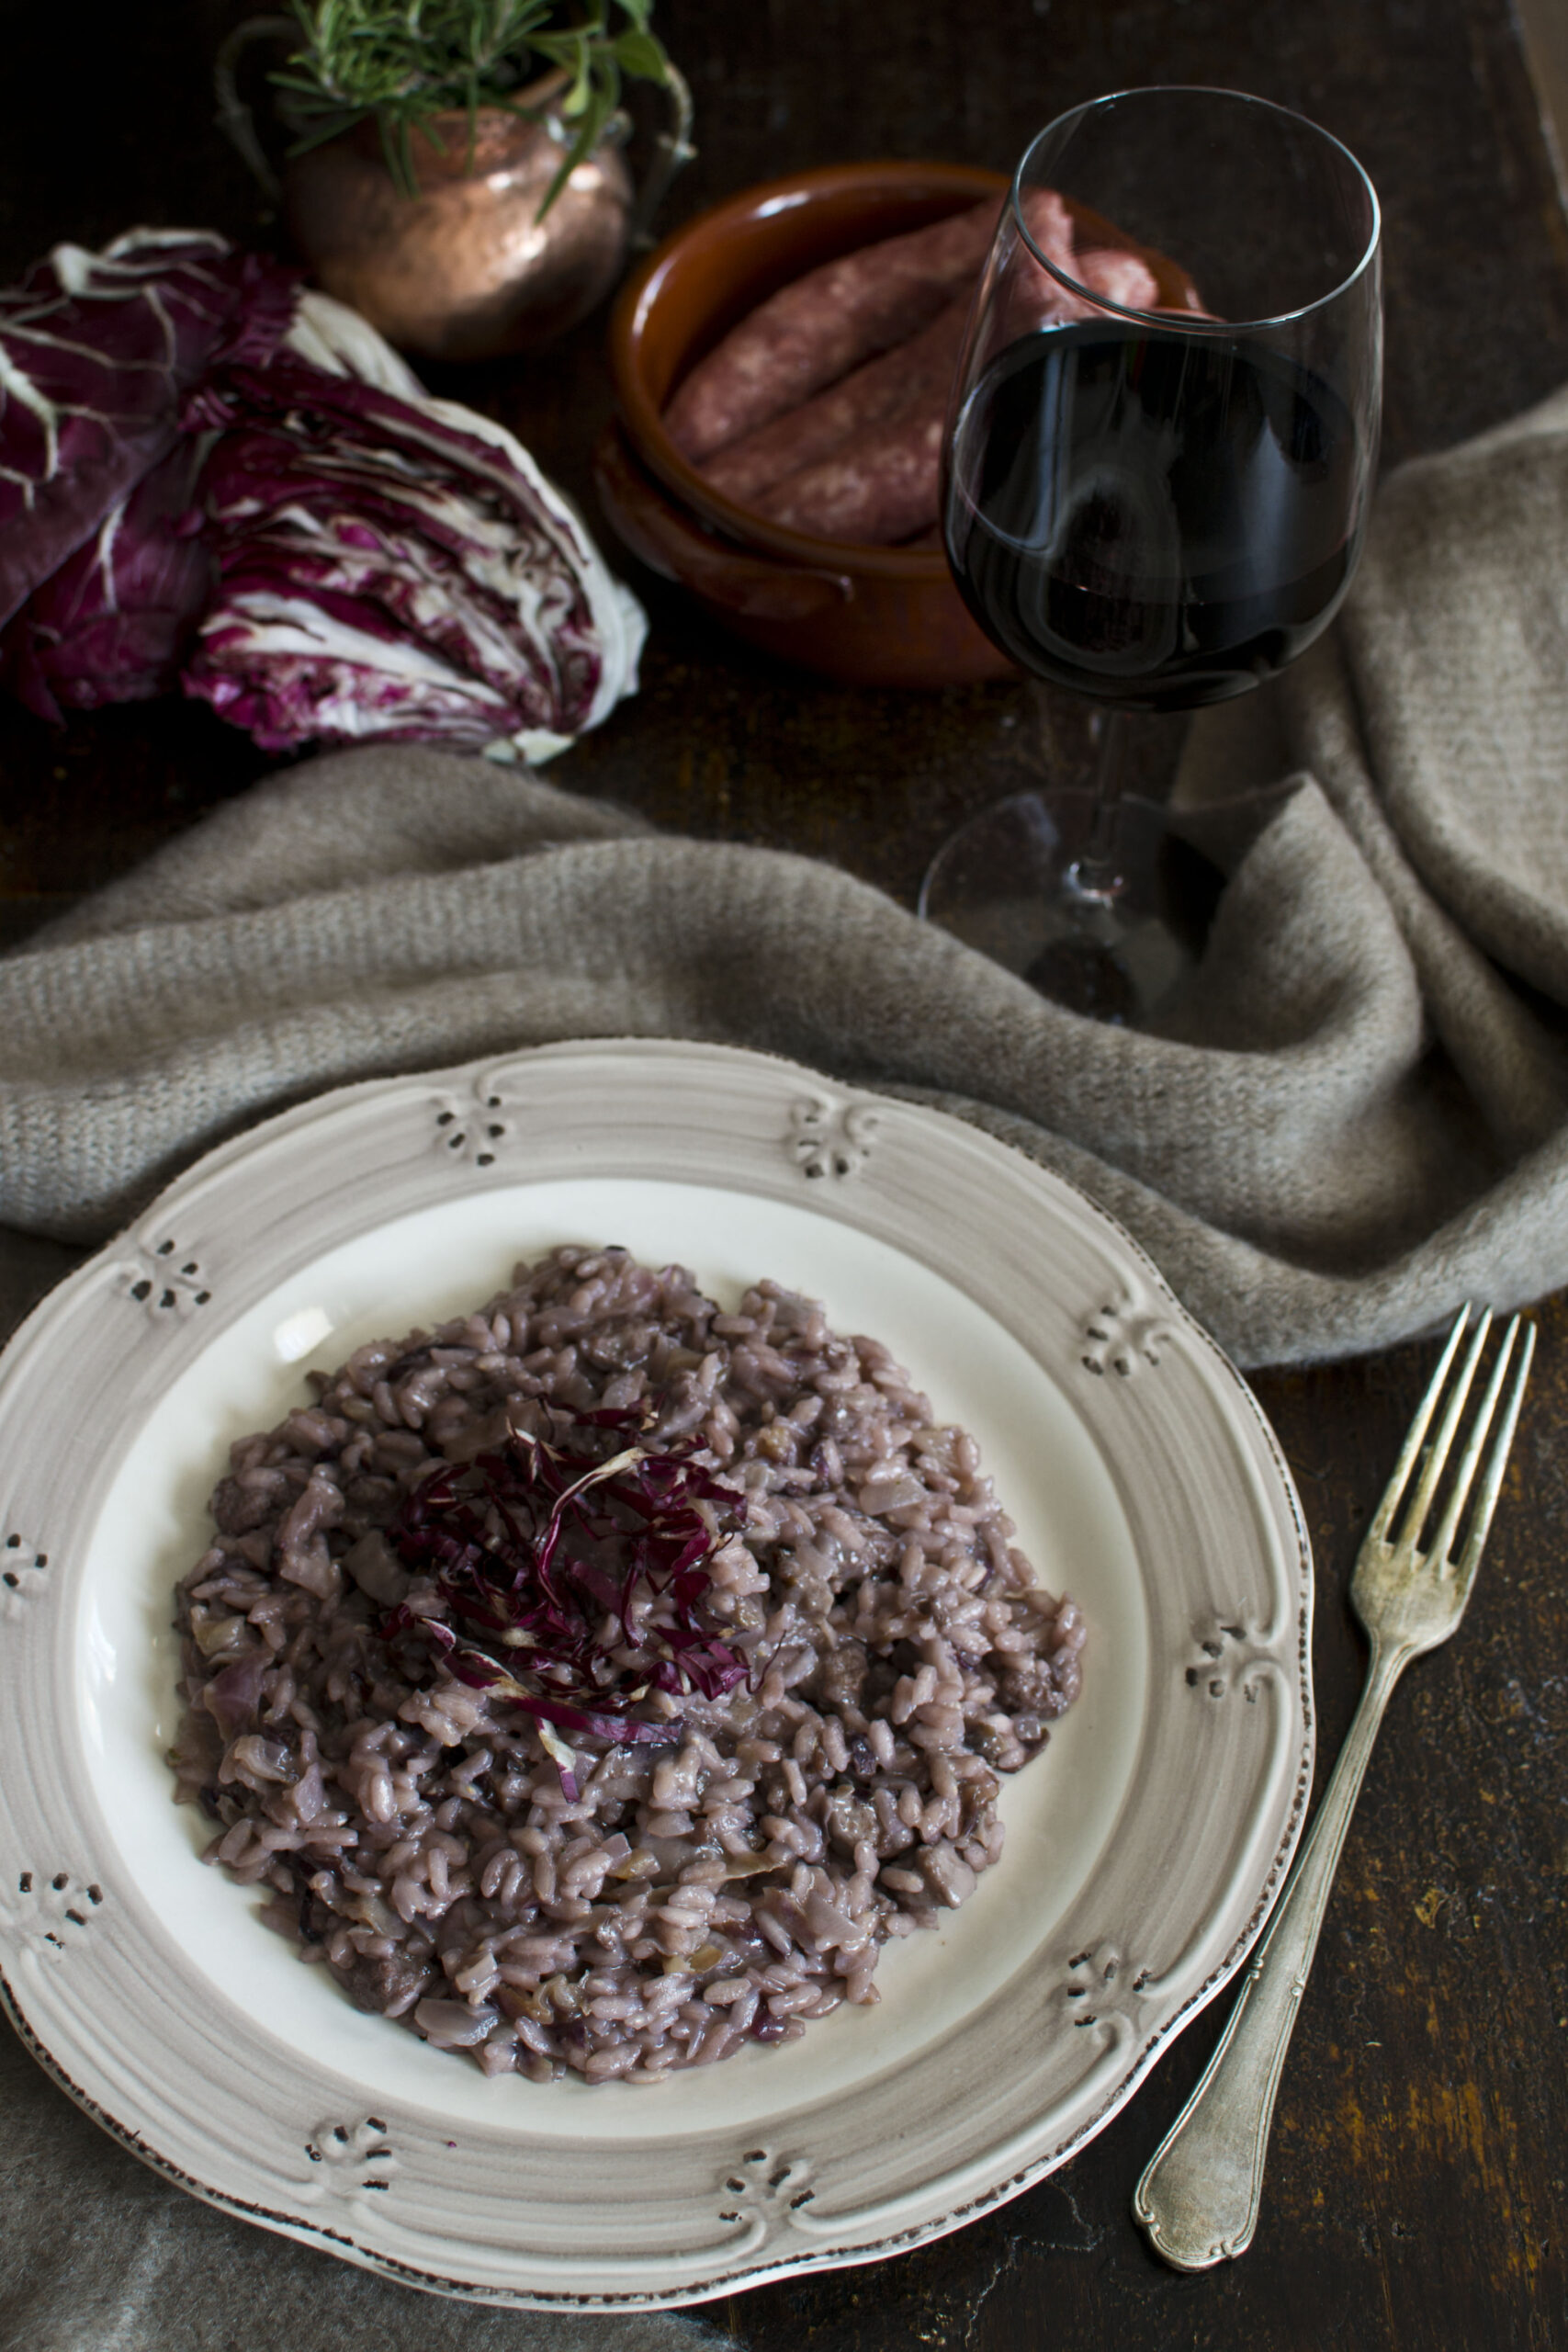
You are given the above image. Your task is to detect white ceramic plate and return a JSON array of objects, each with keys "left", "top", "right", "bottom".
[{"left": 0, "top": 1040, "right": 1312, "bottom": 2310}]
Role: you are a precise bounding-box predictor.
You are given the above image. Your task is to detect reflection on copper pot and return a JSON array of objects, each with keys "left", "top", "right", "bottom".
[
  {"left": 282, "top": 95, "right": 635, "bottom": 363},
  {"left": 214, "top": 21, "right": 695, "bottom": 364}
]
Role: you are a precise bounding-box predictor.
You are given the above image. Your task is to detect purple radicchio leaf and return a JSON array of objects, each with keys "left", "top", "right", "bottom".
[
  {"left": 0, "top": 433, "right": 215, "bottom": 718},
  {"left": 179, "top": 351, "right": 644, "bottom": 762},
  {"left": 0, "top": 229, "right": 299, "bottom": 632},
  {"left": 0, "top": 228, "right": 640, "bottom": 761}
]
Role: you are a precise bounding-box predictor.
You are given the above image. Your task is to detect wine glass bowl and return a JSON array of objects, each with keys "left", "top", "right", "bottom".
[{"left": 923, "top": 87, "right": 1382, "bottom": 1016}]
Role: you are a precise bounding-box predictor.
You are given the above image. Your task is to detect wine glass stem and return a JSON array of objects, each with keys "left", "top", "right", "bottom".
[{"left": 1064, "top": 708, "right": 1131, "bottom": 907}]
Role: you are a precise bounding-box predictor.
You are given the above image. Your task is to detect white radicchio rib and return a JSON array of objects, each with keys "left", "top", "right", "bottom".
[{"left": 183, "top": 288, "right": 645, "bottom": 763}]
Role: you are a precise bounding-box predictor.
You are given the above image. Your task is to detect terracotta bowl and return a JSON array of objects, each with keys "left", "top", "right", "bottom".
[{"left": 599, "top": 161, "right": 1016, "bottom": 688}]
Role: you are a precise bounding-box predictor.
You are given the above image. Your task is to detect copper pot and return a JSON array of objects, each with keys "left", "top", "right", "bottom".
[{"left": 216, "top": 24, "right": 694, "bottom": 363}]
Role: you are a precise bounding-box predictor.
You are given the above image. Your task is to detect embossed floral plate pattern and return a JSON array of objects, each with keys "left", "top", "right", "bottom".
[{"left": 0, "top": 1040, "right": 1312, "bottom": 2308}]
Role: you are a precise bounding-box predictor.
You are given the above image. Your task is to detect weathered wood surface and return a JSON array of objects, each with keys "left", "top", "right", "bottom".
[{"left": 0, "top": 1, "right": 1564, "bottom": 2344}]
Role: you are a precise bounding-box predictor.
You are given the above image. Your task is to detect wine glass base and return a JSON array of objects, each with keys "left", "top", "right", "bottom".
[{"left": 919, "top": 789, "right": 1213, "bottom": 1024}]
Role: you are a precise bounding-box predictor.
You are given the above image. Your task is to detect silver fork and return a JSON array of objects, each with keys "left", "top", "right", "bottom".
[{"left": 1133, "top": 1302, "right": 1535, "bottom": 2272}]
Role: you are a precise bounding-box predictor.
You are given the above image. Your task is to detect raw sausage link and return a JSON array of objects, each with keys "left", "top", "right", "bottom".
[
  {"left": 729, "top": 196, "right": 1114, "bottom": 546},
  {"left": 1074, "top": 249, "right": 1162, "bottom": 310},
  {"left": 750, "top": 411, "right": 949, "bottom": 546},
  {"left": 675, "top": 189, "right": 1171, "bottom": 544},
  {"left": 663, "top": 198, "right": 1007, "bottom": 462},
  {"left": 700, "top": 299, "right": 972, "bottom": 507},
  {"left": 994, "top": 207, "right": 1160, "bottom": 341}
]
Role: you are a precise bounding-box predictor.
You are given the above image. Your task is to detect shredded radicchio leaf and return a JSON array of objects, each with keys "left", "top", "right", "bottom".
[{"left": 384, "top": 1408, "right": 751, "bottom": 1786}]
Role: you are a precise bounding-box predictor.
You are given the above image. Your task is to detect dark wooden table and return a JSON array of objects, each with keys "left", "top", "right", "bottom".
[{"left": 2, "top": 2, "right": 1566, "bottom": 2346}]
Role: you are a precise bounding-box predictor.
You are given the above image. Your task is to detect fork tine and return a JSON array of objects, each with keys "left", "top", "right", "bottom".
[
  {"left": 1366, "top": 1304, "right": 1483, "bottom": 1546},
  {"left": 1385, "top": 1306, "right": 1491, "bottom": 1547},
  {"left": 1450, "top": 1317, "right": 1535, "bottom": 1590},
  {"left": 1425, "top": 1313, "right": 1525, "bottom": 1571}
]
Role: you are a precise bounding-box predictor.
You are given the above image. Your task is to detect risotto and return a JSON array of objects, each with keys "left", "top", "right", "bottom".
[{"left": 169, "top": 1245, "right": 1084, "bottom": 2083}]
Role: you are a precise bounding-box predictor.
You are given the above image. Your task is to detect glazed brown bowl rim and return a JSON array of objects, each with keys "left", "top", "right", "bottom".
[{"left": 608, "top": 158, "right": 1009, "bottom": 576}]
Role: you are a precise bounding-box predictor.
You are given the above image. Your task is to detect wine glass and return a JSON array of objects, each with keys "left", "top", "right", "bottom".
[{"left": 921, "top": 87, "right": 1382, "bottom": 1021}]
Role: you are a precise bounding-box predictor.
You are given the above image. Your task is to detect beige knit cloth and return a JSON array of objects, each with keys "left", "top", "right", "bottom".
[{"left": 6, "top": 389, "right": 1568, "bottom": 1383}]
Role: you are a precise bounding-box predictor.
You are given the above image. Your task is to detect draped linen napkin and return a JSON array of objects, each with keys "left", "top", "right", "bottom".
[
  {"left": 4, "top": 387, "right": 1568, "bottom": 2352},
  {"left": 6, "top": 388, "right": 1568, "bottom": 1366}
]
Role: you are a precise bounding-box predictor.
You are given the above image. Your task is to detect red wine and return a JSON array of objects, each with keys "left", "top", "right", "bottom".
[{"left": 944, "top": 326, "right": 1369, "bottom": 709}]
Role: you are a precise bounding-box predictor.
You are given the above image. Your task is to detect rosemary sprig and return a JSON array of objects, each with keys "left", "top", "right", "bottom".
[{"left": 272, "top": 0, "right": 670, "bottom": 206}]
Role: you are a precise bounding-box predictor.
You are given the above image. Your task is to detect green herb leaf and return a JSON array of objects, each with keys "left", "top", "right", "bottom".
[
  {"left": 614, "top": 28, "right": 666, "bottom": 78},
  {"left": 272, "top": 0, "right": 672, "bottom": 205}
]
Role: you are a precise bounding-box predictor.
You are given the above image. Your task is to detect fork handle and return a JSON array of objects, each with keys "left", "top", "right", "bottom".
[{"left": 1133, "top": 1640, "right": 1407, "bottom": 2269}]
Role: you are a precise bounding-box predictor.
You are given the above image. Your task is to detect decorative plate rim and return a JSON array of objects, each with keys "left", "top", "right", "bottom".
[{"left": 0, "top": 1038, "right": 1314, "bottom": 2308}]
